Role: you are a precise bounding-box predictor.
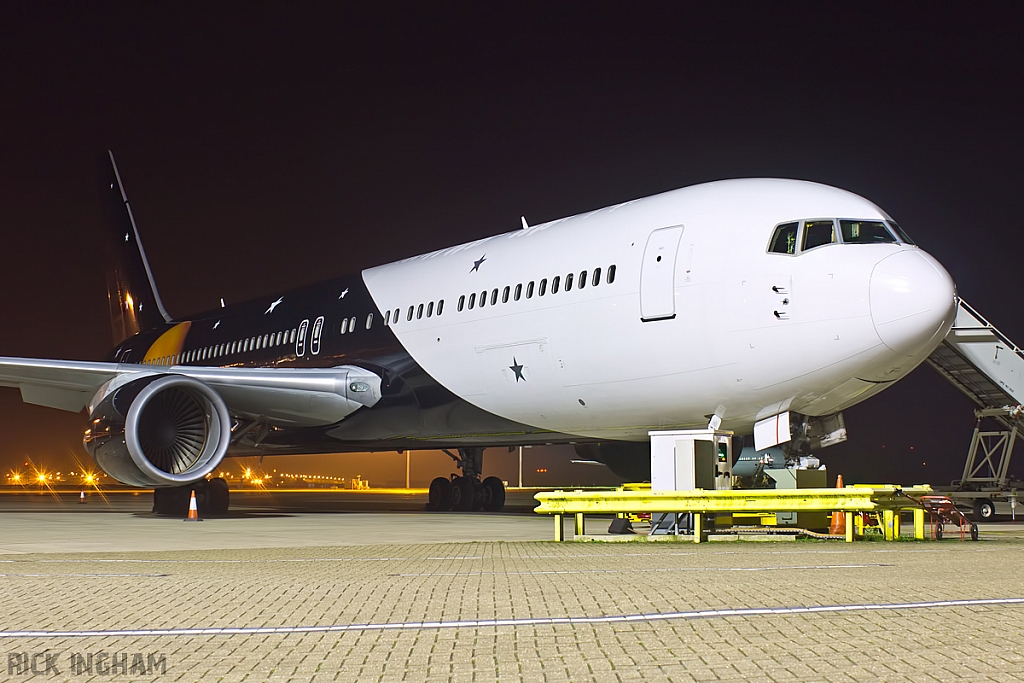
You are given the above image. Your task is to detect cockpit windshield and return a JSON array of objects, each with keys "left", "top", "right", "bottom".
[
  {"left": 839, "top": 220, "right": 896, "bottom": 244},
  {"left": 768, "top": 222, "right": 798, "bottom": 254},
  {"left": 803, "top": 220, "right": 837, "bottom": 250},
  {"left": 767, "top": 218, "right": 912, "bottom": 255},
  {"left": 886, "top": 220, "right": 915, "bottom": 245}
]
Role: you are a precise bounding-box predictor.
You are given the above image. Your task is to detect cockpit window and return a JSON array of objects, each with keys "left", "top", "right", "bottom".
[
  {"left": 886, "top": 220, "right": 915, "bottom": 245},
  {"left": 802, "top": 220, "right": 836, "bottom": 251},
  {"left": 768, "top": 222, "right": 799, "bottom": 254},
  {"left": 839, "top": 220, "right": 896, "bottom": 244}
]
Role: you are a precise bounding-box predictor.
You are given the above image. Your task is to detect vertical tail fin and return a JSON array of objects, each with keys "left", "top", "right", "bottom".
[{"left": 100, "top": 151, "right": 172, "bottom": 344}]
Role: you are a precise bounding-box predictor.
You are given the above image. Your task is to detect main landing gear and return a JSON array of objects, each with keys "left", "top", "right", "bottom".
[
  {"left": 427, "top": 447, "right": 506, "bottom": 512},
  {"left": 152, "top": 477, "right": 230, "bottom": 517}
]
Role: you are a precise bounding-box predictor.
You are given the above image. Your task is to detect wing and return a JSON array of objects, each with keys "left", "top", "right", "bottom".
[
  {"left": 0, "top": 357, "right": 383, "bottom": 425},
  {"left": 0, "top": 357, "right": 120, "bottom": 412}
]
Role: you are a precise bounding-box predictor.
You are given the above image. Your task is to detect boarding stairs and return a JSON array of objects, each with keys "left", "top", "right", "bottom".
[{"left": 925, "top": 298, "right": 1023, "bottom": 488}]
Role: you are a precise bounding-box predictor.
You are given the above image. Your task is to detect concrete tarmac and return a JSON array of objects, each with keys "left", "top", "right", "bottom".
[{"left": 2, "top": 491, "right": 1024, "bottom": 682}]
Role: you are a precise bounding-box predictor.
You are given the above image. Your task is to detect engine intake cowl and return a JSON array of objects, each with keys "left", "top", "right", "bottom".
[{"left": 84, "top": 374, "right": 231, "bottom": 487}]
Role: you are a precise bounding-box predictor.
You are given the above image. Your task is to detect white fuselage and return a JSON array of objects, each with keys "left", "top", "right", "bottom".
[{"left": 363, "top": 178, "right": 956, "bottom": 441}]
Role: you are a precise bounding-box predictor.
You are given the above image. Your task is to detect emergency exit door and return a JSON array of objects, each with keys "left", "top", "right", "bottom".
[{"left": 639, "top": 225, "right": 684, "bottom": 321}]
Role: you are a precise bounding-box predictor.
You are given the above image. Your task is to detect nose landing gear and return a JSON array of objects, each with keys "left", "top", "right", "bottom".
[{"left": 426, "top": 447, "right": 506, "bottom": 512}]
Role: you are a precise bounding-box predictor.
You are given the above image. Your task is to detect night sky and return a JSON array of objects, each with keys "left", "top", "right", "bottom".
[{"left": 0, "top": 5, "right": 1021, "bottom": 485}]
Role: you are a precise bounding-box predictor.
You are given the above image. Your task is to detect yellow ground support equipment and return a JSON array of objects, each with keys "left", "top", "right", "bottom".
[{"left": 534, "top": 485, "right": 932, "bottom": 542}]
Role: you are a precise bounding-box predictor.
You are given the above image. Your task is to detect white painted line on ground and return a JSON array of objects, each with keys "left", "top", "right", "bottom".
[
  {"left": 33, "top": 558, "right": 408, "bottom": 564},
  {"left": 0, "top": 573, "right": 168, "bottom": 578},
  {"left": 388, "top": 563, "right": 893, "bottom": 577},
  {"left": 5, "top": 597, "right": 1020, "bottom": 639}
]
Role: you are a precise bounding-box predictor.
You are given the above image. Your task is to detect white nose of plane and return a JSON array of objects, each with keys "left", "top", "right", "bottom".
[{"left": 869, "top": 249, "right": 957, "bottom": 357}]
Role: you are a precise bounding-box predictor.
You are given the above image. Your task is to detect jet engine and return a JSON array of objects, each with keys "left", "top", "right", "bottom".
[{"left": 83, "top": 374, "right": 231, "bottom": 487}]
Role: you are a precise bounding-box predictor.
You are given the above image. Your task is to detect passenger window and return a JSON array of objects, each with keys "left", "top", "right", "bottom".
[
  {"left": 514, "top": 284, "right": 522, "bottom": 301},
  {"left": 290, "top": 329, "right": 297, "bottom": 343},
  {"left": 539, "top": 279, "right": 547, "bottom": 296},
  {"left": 366, "top": 313, "right": 373, "bottom": 329},
  {"left": 607, "top": 265, "right": 616, "bottom": 284},
  {"left": 479, "top": 290, "right": 487, "bottom": 307},
  {"left": 552, "top": 275, "right": 560, "bottom": 294},
  {"left": 407, "top": 306, "right": 414, "bottom": 322},
  {"left": 349, "top": 316, "right": 356, "bottom": 332},
  {"left": 426, "top": 302, "right": 433, "bottom": 317},
  {"left": 565, "top": 273, "right": 574, "bottom": 291},
  {"left": 490, "top": 288, "right": 498, "bottom": 306},
  {"left": 840, "top": 220, "right": 896, "bottom": 244},
  {"left": 468, "top": 292, "right": 476, "bottom": 309},
  {"left": 385, "top": 309, "right": 391, "bottom": 325},
  {"left": 579, "top": 271, "right": 587, "bottom": 289},
  {"left": 502, "top": 286, "right": 510, "bottom": 303},
  {"left": 802, "top": 220, "right": 836, "bottom": 251},
  {"left": 592, "top": 268, "right": 601, "bottom": 287},
  {"left": 526, "top": 281, "right": 534, "bottom": 298},
  {"left": 458, "top": 295, "right": 465, "bottom": 312},
  {"left": 437, "top": 299, "right": 444, "bottom": 315},
  {"left": 340, "top": 321, "right": 347, "bottom": 335},
  {"left": 768, "top": 222, "right": 799, "bottom": 254},
  {"left": 416, "top": 303, "right": 424, "bottom": 319}
]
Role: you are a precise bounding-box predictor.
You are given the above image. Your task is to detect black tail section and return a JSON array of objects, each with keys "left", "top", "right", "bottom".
[{"left": 100, "top": 151, "right": 172, "bottom": 344}]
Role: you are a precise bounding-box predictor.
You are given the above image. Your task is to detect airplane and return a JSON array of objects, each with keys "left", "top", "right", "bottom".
[{"left": 0, "top": 152, "right": 957, "bottom": 515}]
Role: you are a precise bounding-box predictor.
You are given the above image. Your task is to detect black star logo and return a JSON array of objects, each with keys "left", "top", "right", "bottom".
[
  {"left": 471, "top": 254, "right": 487, "bottom": 272},
  {"left": 510, "top": 357, "right": 525, "bottom": 382}
]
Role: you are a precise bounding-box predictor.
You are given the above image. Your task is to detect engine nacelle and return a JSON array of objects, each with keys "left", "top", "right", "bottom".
[{"left": 84, "top": 374, "right": 231, "bottom": 487}]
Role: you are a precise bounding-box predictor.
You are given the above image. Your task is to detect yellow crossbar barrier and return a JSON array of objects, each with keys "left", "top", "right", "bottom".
[{"left": 535, "top": 485, "right": 932, "bottom": 543}]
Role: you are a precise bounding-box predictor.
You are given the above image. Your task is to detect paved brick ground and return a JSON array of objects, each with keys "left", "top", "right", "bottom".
[{"left": 2, "top": 531, "right": 1024, "bottom": 682}]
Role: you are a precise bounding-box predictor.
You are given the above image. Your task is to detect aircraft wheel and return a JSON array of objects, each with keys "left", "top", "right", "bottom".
[
  {"left": 481, "top": 476, "right": 506, "bottom": 512},
  {"left": 973, "top": 499, "right": 996, "bottom": 521},
  {"left": 970, "top": 523, "right": 979, "bottom": 541},
  {"left": 427, "top": 477, "right": 452, "bottom": 511},
  {"left": 207, "top": 477, "right": 230, "bottom": 516},
  {"left": 450, "top": 476, "right": 476, "bottom": 511}
]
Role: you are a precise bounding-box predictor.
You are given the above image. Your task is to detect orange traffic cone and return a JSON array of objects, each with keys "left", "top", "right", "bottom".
[
  {"left": 78, "top": 490, "right": 86, "bottom": 504},
  {"left": 829, "top": 474, "right": 846, "bottom": 535},
  {"left": 183, "top": 490, "right": 203, "bottom": 522}
]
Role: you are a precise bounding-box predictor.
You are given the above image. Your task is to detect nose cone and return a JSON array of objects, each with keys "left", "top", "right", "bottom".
[{"left": 869, "top": 249, "right": 956, "bottom": 357}]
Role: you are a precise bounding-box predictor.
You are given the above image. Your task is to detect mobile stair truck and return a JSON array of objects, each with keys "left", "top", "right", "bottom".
[{"left": 925, "top": 298, "right": 1024, "bottom": 521}]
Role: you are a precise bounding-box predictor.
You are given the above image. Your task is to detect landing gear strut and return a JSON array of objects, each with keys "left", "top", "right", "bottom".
[
  {"left": 427, "top": 448, "right": 505, "bottom": 512},
  {"left": 152, "top": 478, "right": 230, "bottom": 517}
]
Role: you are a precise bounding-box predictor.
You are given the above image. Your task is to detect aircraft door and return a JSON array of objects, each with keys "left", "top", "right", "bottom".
[
  {"left": 296, "top": 319, "right": 309, "bottom": 356},
  {"left": 640, "top": 225, "right": 684, "bottom": 321},
  {"left": 310, "top": 316, "right": 324, "bottom": 355}
]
